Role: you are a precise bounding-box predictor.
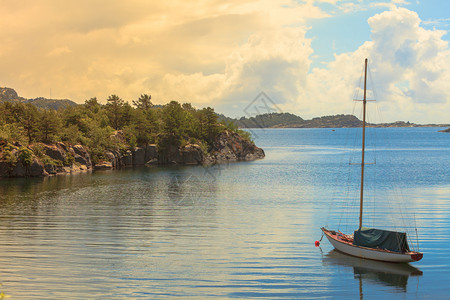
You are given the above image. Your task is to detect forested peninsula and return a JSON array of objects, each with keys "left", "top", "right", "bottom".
[{"left": 0, "top": 87, "right": 264, "bottom": 178}]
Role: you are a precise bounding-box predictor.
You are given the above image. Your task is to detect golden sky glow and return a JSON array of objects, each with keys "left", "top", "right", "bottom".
[{"left": 1, "top": 1, "right": 449, "bottom": 123}]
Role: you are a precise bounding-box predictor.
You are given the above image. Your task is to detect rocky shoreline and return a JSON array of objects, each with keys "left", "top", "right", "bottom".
[{"left": 0, "top": 130, "right": 265, "bottom": 178}]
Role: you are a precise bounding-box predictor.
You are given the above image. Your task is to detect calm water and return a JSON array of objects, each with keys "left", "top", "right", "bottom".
[{"left": 0, "top": 128, "right": 449, "bottom": 299}]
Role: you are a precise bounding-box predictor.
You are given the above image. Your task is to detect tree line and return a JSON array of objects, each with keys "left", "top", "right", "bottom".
[{"left": 0, "top": 94, "right": 250, "bottom": 164}]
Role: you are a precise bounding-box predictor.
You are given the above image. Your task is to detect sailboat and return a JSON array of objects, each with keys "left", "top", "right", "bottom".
[{"left": 320, "top": 58, "right": 423, "bottom": 263}]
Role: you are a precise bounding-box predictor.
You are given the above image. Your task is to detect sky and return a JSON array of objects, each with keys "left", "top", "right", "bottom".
[{"left": 0, "top": 0, "right": 449, "bottom": 123}]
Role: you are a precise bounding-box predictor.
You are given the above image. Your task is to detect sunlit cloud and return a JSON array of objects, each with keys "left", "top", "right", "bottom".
[
  {"left": 289, "top": 6, "right": 450, "bottom": 123},
  {"left": 0, "top": 0, "right": 323, "bottom": 103}
]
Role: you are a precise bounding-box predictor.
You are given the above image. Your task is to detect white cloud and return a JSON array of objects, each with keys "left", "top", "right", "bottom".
[
  {"left": 340, "top": 2, "right": 368, "bottom": 13},
  {"left": 223, "top": 27, "right": 313, "bottom": 105},
  {"left": 392, "top": 0, "right": 409, "bottom": 4},
  {"left": 152, "top": 26, "right": 312, "bottom": 112},
  {"left": 289, "top": 6, "right": 450, "bottom": 123},
  {"left": 368, "top": 8, "right": 449, "bottom": 106},
  {"left": 422, "top": 17, "right": 450, "bottom": 28}
]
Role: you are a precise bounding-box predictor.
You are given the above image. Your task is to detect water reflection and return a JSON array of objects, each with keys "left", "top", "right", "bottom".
[
  {"left": 168, "top": 173, "right": 203, "bottom": 205},
  {"left": 323, "top": 250, "right": 422, "bottom": 296},
  {"left": 0, "top": 128, "right": 447, "bottom": 298}
]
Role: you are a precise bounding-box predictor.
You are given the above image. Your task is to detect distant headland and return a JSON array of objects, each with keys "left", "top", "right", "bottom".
[{"left": 219, "top": 112, "right": 450, "bottom": 129}]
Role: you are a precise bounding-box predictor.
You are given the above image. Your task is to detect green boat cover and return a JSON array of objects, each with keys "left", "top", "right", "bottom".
[{"left": 353, "top": 227, "right": 410, "bottom": 253}]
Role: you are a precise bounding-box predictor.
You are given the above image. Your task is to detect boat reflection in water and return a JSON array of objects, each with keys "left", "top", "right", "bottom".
[{"left": 322, "top": 250, "right": 423, "bottom": 295}]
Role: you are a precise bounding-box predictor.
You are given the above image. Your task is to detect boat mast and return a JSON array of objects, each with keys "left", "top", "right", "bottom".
[{"left": 359, "top": 58, "right": 368, "bottom": 230}]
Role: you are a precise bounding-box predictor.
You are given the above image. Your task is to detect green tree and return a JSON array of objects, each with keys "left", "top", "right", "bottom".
[
  {"left": 125, "top": 109, "right": 156, "bottom": 147},
  {"left": 60, "top": 124, "right": 83, "bottom": 145},
  {"left": 62, "top": 105, "right": 84, "bottom": 129},
  {"left": 38, "top": 109, "right": 61, "bottom": 143},
  {"left": 18, "top": 146, "right": 33, "bottom": 166},
  {"left": 120, "top": 102, "right": 134, "bottom": 129},
  {"left": 105, "top": 94, "right": 124, "bottom": 130},
  {"left": 132, "top": 94, "right": 153, "bottom": 111},
  {"left": 158, "top": 101, "right": 187, "bottom": 154},
  {"left": 0, "top": 103, "right": 26, "bottom": 144},
  {"left": 0, "top": 102, "right": 18, "bottom": 124},
  {"left": 196, "top": 107, "right": 219, "bottom": 145},
  {"left": 182, "top": 103, "right": 196, "bottom": 112},
  {"left": 83, "top": 119, "right": 114, "bottom": 164},
  {"left": 19, "top": 104, "right": 39, "bottom": 145},
  {"left": 84, "top": 97, "right": 101, "bottom": 114}
]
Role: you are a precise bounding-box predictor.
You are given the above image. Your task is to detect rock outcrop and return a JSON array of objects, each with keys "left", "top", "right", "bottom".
[
  {"left": 93, "top": 130, "right": 264, "bottom": 170},
  {"left": 158, "top": 144, "right": 204, "bottom": 165},
  {"left": 0, "top": 152, "right": 47, "bottom": 178},
  {"left": 1, "top": 130, "right": 264, "bottom": 177},
  {"left": 25, "top": 157, "right": 47, "bottom": 177},
  {"left": 94, "top": 145, "right": 159, "bottom": 170},
  {"left": 42, "top": 143, "right": 66, "bottom": 162},
  {"left": 73, "top": 144, "right": 92, "bottom": 167},
  {"left": 0, "top": 87, "right": 25, "bottom": 102},
  {"left": 0, "top": 143, "right": 92, "bottom": 178},
  {"left": 205, "top": 130, "right": 265, "bottom": 163},
  {"left": 133, "top": 145, "right": 158, "bottom": 165},
  {"left": 0, "top": 161, "right": 9, "bottom": 177}
]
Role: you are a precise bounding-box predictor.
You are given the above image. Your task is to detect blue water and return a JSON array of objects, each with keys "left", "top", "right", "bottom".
[{"left": 0, "top": 128, "right": 449, "bottom": 299}]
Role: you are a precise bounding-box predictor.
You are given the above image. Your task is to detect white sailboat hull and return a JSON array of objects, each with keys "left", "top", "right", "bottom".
[{"left": 321, "top": 228, "right": 423, "bottom": 263}]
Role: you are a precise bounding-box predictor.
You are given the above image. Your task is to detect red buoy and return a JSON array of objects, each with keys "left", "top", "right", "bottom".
[{"left": 315, "top": 240, "right": 320, "bottom": 247}]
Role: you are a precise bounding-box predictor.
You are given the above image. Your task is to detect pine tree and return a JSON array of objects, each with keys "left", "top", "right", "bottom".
[
  {"left": 105, "top": 95, "right": 125, "bottom": 130},
  {"left": 132, "top": 94, "right": 152, "bottom": 111},
  {"left": 19, "top": 104, "right": 39, "bottom": 144},
  {"left": 38, "top": 109, "right": 61, "bottom": 143}
]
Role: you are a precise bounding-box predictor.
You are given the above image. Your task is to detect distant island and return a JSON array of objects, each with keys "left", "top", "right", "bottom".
[
  {"left": 220, "top": 112, "right": 450, "bottom": 129},
  {"left": 0, "top": 87, "right": 264, "bottom": 178}
]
